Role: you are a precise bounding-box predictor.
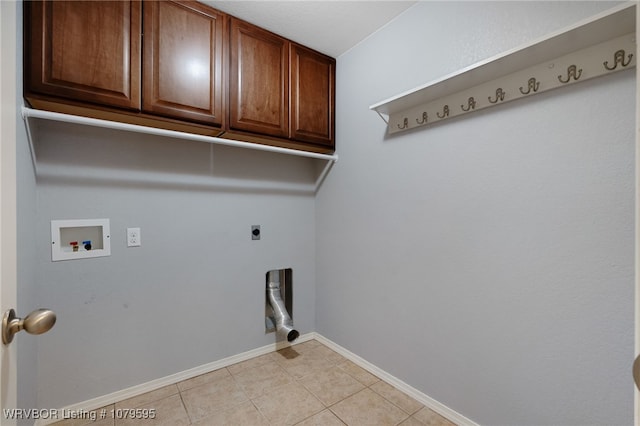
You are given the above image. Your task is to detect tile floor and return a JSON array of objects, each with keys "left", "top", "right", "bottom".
[{"left": 53, "top": 339, "right": 456, "bottom": 426}]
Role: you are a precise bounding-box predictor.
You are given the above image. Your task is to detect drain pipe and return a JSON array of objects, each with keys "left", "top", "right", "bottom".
[{"left": 267, "top": 270, "right": 299, "bottom": 342}]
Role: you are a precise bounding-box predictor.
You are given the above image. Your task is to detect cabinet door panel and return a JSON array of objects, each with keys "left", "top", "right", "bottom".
[
  {"left": 290, "top": 44, "right": 335, "bottom": 147},
  {"left": 26, "top": 0, "right": 141, "bottom": 110},
  {"left": 229, "top": 19, "right": 289, "bottom": 138},
  {"left": 143, "top": 1, "right": 225, "bottom": 126}
]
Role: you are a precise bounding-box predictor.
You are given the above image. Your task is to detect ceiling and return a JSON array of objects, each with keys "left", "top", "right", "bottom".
[{"left": 204, "top": 1, "right": 418, "bottom": 57}]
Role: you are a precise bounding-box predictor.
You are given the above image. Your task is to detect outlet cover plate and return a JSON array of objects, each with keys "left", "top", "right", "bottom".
[{"left": 127, "top": 227, "right": 141, "bottom": 247}]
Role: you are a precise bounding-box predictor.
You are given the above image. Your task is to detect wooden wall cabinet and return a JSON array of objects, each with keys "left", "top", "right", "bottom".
[
  {"left": 229, "top": 19, "right": 335, "bottom": 149},
  {"left": 143, "top": 1, "right": 225, "bottom": 126},
  {"left": 25, "top": 1, "right": 335, "bottom": 153},
  {"left": 290, "top": 43, "right": 335, "bottom": 147},
  {"left": 25, "top": 0, "right": 141, "bottom": 110},
  {"left": 229, "top": 19, "right": 289, "bottom": 139}
]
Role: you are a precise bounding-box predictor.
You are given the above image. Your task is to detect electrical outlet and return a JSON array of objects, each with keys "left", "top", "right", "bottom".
[{"left": 127, "top": 227, "right": 141, "bottom": 247}]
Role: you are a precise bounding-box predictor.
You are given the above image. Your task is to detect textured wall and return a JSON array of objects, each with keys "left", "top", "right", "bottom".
[
  {"left": 316, "top": 2, "right": 634, "bottom": 425},
  {"left": 32, "top": 121, "right": 319, "bottom": 409}
]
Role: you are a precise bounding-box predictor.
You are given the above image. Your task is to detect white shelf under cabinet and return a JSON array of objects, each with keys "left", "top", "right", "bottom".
[{"left": 370, "top": 2, "right": 636, "bottom": 134}]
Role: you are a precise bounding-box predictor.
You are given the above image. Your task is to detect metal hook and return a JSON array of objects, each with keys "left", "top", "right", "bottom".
[
  {"left": 603, "top": 49, "right": 633, "bottom": 71},
  {"left": 460, "top": 97, "right": 476, "bottom": 112},
  {"left": 519, "top": 78, "right": 539, "bottom": 95},
  {"left": 558, "top": 65, "right": 582, "bottom": 83},
  {"left": 436, "top": 105, "right": 450, "bottom": 119},
  {"left": 488, "top": 88, "right": 505, "bottom": 104},
  {"left": 416, "top": 112, "right": 428, "bottom": 125},
  {"left": 397, "top": 117, "right": 408, "bottom": 129}
]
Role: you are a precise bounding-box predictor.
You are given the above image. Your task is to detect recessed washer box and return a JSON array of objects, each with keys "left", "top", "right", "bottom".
[{"left": 51, "top": 219, "right": 111, "bottom": 261}]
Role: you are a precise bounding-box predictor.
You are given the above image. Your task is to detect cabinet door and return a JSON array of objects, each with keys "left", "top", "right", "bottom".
[
  {"left": 229, "top": 19, "right": 289, "bottom": 138},
  {"left": 290, "top": 44, "right": 335, "bottom": 147},
  {"left": 25, "top": 0, "right": 141, "bottom": 110},
  {"left": 143, "top": 1, "right": 225, "bottom": 126}
]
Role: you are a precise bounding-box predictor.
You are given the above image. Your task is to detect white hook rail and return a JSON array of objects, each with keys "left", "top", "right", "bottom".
[{"left": 370, "top": 2, "right": 636, "bottom": 134}]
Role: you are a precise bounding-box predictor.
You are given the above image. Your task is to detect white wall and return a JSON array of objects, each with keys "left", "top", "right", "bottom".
[
  {"left": 316, "top": 2, "right": 634, "bottom": 425},
  {"left": 31, "top": 121, "right": 319, "bottom": 408}
]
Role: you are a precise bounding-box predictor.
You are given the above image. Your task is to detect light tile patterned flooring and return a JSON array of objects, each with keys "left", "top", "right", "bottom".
[{"left": 53, "top": 339, "right": 456, "bottom": 426}]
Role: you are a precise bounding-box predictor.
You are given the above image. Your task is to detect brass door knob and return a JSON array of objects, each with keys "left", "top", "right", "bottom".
[
  {"left": 633, "top": 353, "right": 640, "bottom": 392},
  {"left": 2, "top": 308, "right": 56, "bottom": 344}
]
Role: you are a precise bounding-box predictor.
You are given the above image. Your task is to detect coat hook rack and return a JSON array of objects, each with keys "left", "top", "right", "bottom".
[{"left": 369, "top": 3, "right": 636, "bottom": 135}]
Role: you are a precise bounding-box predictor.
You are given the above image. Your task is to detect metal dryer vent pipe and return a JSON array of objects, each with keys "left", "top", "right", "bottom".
[{"left": 267, "top": 270, "right": 299, "bottom": 342}]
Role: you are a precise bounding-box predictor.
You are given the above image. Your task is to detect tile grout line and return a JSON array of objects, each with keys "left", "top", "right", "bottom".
[
  {"left": 226, "top": 365, "right": 270, "bottom": 426},
  {"left": 314, "top": 335, "right": 470, "bottom": 425},
  {"left": 53, "top": 338, "right": 444, "bottom": 426},
  {"left": 282, "top": 342, "right": 422, "bottom": 426},
  {"left": 176, "top": 390, "right": 193, "bottom": 425},
  {"left": 236, "top": 340, "right": 347, "bottom": 425}
]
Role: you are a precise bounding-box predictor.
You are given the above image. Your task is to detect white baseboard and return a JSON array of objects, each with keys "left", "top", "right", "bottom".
[
  {"left": 312, "top": 333, "right": 478, "bottom": 426},
  {"left": 34, "top": 333, "right": 314, "bottom": 426},
  {"left": 35, "top": 332, "right": 475, "bottom": 426}
]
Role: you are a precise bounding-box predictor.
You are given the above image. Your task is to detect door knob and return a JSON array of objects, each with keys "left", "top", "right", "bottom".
[
  {"left": 633, "top": 353, "right": 640, "bottom": 391},
  {"left": 2, "top": 308, "right": 56, "bottom": 344}
]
